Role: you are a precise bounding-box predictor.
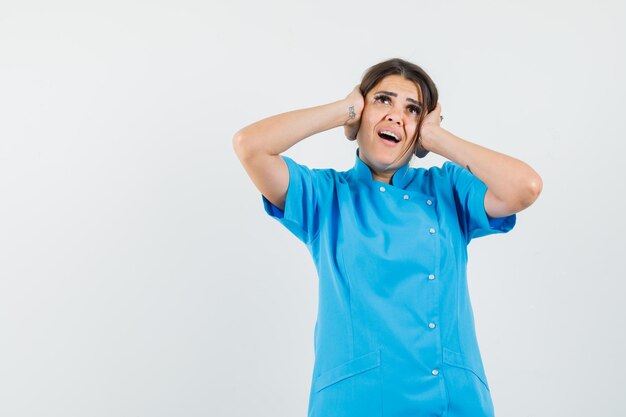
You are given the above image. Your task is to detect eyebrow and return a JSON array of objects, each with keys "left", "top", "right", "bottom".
[{"left": 375, "top": 90, "right": 422, "bottom": 106}]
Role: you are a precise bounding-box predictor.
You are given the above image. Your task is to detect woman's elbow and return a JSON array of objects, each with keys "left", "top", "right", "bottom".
[
  {"left": 521, "top": 174, "right": 543, "bottom": 208},
  {"left": 232, "top": 130, "right": 254, "bottom": 159}
]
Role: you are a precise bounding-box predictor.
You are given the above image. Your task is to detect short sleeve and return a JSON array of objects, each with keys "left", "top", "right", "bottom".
[
  {"left": 443, "top": 161, "right": 516, "bottom": 244},
  {"left": 262, "top": 155, "right": 321, "bottom": 244}
]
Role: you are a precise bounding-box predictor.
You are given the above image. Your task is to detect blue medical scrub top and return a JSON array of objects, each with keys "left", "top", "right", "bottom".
[{"left": 261, "top": 148, "right": 516, "bottom": 417}]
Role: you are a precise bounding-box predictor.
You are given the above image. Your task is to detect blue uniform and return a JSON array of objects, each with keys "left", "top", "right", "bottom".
[{"left": 261, "top": 148, "right": 516, "bottom": 417}]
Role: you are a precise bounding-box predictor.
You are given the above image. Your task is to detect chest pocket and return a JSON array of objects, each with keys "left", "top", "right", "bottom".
[{"left": 311, "top": 350, "right": 382, "bottom": 417}]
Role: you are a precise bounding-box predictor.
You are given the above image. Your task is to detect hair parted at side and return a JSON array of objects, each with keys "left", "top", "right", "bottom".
[{"left": 359, "top": 57, "right": 438, "bottom": 163}]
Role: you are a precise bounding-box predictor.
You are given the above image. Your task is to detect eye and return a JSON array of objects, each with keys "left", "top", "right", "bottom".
[
  {"left": 408, "top": 105, "right": 422, "bottom": 116},
  {"left": 374, "top": 94, "right": 391, "bottom": 104}
]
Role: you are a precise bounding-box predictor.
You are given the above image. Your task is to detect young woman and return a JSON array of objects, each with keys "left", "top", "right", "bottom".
[{"left": 232, "top": 58, "right": 542, "bottom": 417}]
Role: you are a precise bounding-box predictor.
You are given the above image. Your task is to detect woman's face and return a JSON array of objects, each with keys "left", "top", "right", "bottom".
[{"left": 357, "top": 74, "right": 422, "bottom": 179}]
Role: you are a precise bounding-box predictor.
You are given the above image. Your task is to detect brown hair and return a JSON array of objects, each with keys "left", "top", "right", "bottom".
[{"left": 358, "top": 57, "right": 438, "bottom": 165}]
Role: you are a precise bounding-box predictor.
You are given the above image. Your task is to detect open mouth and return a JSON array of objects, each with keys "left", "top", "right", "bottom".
[{"left": 378, "top": 130, "right": 400, "bottom": 144}]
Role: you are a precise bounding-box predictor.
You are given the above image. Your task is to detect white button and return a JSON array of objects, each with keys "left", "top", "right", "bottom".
[
  {"left": 429, "top": 227, "right": 436, "bottom": 234},
  {"left": 428, "top": 274, "right": 436, "bottom": 280},
  {"left": 426, "top": 199, "right": 433, "bottom": 205},
  {"left": 432, "top": 369, "right": 439, "bottom": 376},
  {"left": 428, "top": 323, "right": 436, "bottom": 329},
  {"left": 403, "top": 194, "right": 409, "bottom": 200},
  {"left": 379, "top": 186, "right": 386, "bottom": 192}
]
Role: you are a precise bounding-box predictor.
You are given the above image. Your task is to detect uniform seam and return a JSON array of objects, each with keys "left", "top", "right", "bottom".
[
  {"left": 441, "top": 372, "right": 451, "bottom": 417},
  {"left": 338, "top": 244, "right": 354, "bottom": 360}
]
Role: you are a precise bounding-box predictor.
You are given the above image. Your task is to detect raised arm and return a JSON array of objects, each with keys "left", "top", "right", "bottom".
[
  {"left": 232, "top": 87, "right": 364, "bottom": 211},
  {"left": 419, "top": 103, "right": 543, "bottom": 218}
]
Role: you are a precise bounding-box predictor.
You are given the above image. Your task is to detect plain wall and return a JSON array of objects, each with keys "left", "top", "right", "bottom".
[{"left": 1, "top": 0, "right": 625, "bottom": 416}]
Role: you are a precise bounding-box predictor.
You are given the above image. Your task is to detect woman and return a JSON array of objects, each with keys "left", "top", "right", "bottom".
[{"left": 232, "top": 58, "right": 542, "bottom": 417}]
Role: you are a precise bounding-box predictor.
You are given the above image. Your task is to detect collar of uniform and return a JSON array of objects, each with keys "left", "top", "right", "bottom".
[{"left": 353, "top": 148, "right": 412, "bottom": 189}]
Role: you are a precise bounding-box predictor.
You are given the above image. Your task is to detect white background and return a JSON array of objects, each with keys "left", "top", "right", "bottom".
[{"left": 1, "top": 1, "right": 625, "bottom": 416}]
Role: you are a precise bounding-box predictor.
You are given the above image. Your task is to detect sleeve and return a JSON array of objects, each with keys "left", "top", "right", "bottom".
[
  {"left": 261, "top": 155, "right": 321, "bottom": 245},
  {"left": 442, "top": 161, "right": 516, "bottom": 244}
]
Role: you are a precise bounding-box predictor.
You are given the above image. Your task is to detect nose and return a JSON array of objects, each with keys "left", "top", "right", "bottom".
[
  {"left": 386, "top": 106, "right": 403, "bottom": 125},
  {"left": 386, "top": 112, "right": 402, "bottom": 125}
]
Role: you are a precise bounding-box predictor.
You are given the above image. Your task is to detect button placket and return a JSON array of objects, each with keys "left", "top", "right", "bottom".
[
  {"left": 423, "top": 196, "right": 440, "bottom": 380},
  {"left": 425, "top": 200, "right": 435, "bottom": 238}
]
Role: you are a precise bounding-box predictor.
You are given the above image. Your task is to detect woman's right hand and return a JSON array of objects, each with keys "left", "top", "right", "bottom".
[{"left": 343, "top": 85, "right": 364, "bottom": 141}]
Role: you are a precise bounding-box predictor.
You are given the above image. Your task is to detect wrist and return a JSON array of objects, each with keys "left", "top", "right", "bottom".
[
  {"left": 345, "top": 103, "right": 357, "bottom": 125},
  {"left": 420, "top": 124, "right": 442, "bottom": 149},
  {"left": 320, "top": 99, "right": 354, "bottom": 129},
  {"left": 339, "top": 98, "right": 362, "bottom": 126}
]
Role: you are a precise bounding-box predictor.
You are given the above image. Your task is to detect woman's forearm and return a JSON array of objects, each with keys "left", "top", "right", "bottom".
[
  {"left": 233, "top": 99, "right": 352, "bottom": 157},
  {"left": 421, "top": 125, "right": 543, "bottom": 210}
]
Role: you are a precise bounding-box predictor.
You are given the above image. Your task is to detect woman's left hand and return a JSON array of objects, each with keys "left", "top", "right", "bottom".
[{"left": 418, "top": 102, "right": 443, "bottom": 151}]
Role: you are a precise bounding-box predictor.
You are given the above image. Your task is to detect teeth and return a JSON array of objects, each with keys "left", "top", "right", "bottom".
[{"left": 380, "top": 130, "right": 399, "bottom": 140}]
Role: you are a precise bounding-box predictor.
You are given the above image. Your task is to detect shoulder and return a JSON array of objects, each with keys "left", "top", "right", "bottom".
[
  {"left": 407, "top": 161, "right": 456, "bottom": 183},
  {"left": 433, "top": 160, "right": 461, "bottom": 176},
  {"left": 401, "top": 161, "right": 465, "bottom": 196},
  {"left": 425, "top": 161, "right": 474, "bottom": 185},
  {"left": 279, "top": 154, "right": 342, "bottom": 186}
]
